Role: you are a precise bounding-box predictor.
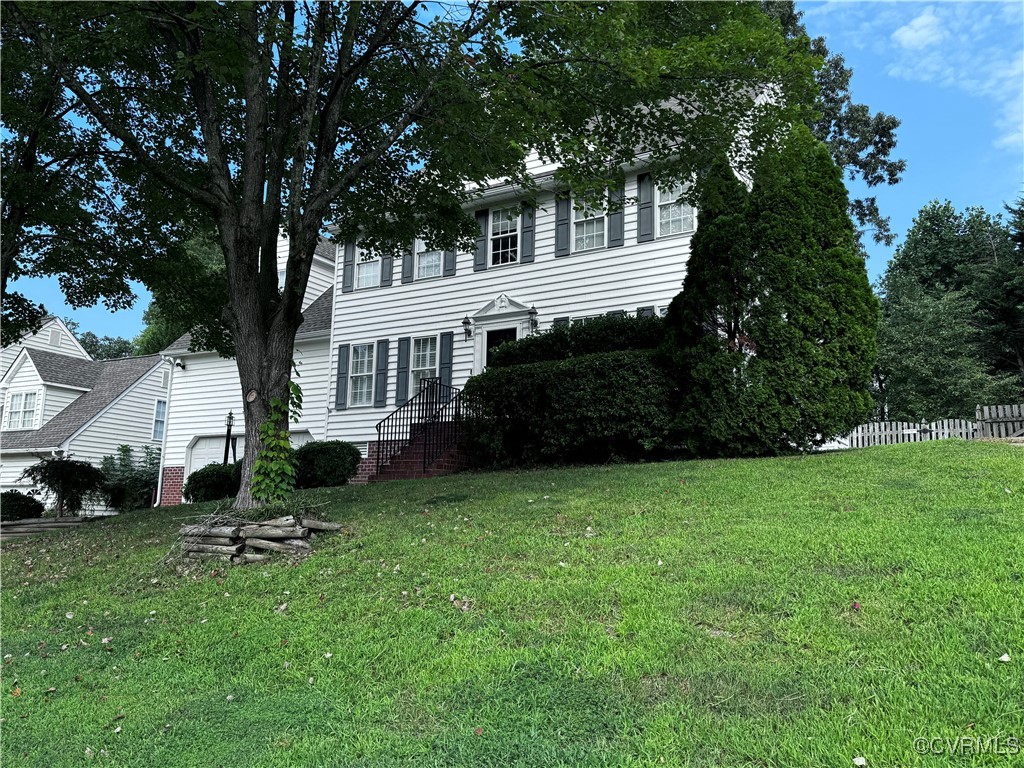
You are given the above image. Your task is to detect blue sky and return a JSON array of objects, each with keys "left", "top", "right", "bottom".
[{"left": 11, "top": 0, "right": 1024, "bottom": 340}]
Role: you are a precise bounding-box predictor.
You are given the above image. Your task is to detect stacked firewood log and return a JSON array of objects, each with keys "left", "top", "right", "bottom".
[{"left": 179, "top": 515, "right": 349, "bottom": 564}]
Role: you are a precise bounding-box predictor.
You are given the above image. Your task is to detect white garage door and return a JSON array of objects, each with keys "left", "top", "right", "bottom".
[{"left": 185, "top": 431, "right": 314, "bottom": 479}]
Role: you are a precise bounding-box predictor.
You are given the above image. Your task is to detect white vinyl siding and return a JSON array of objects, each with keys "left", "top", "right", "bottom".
[
  {"left": 573, "top": 202, "right": 605, "bottom": 251},
  {"left": 657, "top": 184, "right": 695, "bottom": 237},
  {"left": 490, "top": 207, "right": 519, "bottom": 265},
  {"left": 417, "top": 249, "right": 442, "bottom": 279},
  {"left": 42, "top": 385, "right": 82, "bottom": 425},
  {"left": 5, "top": 391, "right": 38, "bottom": 429},
  {"left": 411, "top": 336, "right": 438, "bottom": 393},
  {"left": 160, "top": 339, "right": 330, "bottom": 472},
  {"left": 0, "top": 319, "right": 91, "bottom": 378},
  {"left": 350, "top": 343, "right": 374, "bottom": 406},
  {"left": 152, "top": 399, "right": 168, "bottom": 441}
]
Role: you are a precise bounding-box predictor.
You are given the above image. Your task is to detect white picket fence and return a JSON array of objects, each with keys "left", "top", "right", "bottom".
[
  {"left": 845, "top": 419, "right": 977, "bottom": 449},
  {"left": 827, "top": 403, "right": 1024, "bottom": 450}
]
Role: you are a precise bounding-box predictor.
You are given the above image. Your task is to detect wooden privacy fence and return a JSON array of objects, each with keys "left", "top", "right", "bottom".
[
  {"left": 846, "top": 419, "right": 977, "bottom": 448},
  {"left": 976, "top": 403, "right": 1024, "bottom": 438}
]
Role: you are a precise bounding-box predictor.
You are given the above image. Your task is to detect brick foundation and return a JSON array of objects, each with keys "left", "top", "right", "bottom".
[{"left": 159, "top": 466, "right": 185, "bottom": 506}]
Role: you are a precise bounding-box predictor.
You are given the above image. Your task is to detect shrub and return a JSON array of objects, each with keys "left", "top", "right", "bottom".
[
  {"left": 294, "top": 440, "right": 363, "bottom": 489},
  {"left": 183, "top": 461, "right": 242, "bottom": 503},
  {"left": 463, "top": 350, "right": 674, "bottom": 467},
  {"left": 100, "top": 445, "right": 161, "bottom": 512},
  {"left": 19, "top": 457, "right": 106, "bottom": 516},
  {"left": 487, "top": 313, "right": 665, "bottom": 368},
  {"left": 1, "top": 490, "right": 45, "bottom": 521}
]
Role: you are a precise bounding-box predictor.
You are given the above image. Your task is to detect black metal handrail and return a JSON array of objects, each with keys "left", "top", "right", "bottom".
[{"left": 375, "top": 378, "right": 461, "bottom": 474}]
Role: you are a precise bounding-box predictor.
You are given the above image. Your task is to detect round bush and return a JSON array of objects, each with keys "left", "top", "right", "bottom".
[
  {"left": 182, "top": 461, "right": 242, "bottom": 503},
  {"left": 1, "top": 490, "right": 46, "bottom": 521},
  {"left": 294, "top": 440, "right": 363, "bottom": 489}
]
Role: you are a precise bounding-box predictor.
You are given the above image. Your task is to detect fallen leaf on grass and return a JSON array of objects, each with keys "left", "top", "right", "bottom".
[
  {"left": 474, "top": 727, "right": 484, "bottom": 736},
  {"left": 998, "top": 653, "right": 1011, "bottom": 663},
  {"left": 11, "top": 686, "right": 21, "bottom": 697}
]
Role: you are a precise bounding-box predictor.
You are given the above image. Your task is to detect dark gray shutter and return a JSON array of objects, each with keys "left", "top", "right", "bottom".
[
  {"left": 373, "top": 339, "right": 389, "bottom": 407},
  {"left": 334, "top": 344, "right": 350, "bottom": 409},
  {"left": 637, "top": 305, "right": 655, "bottom": 318},
  {"left": 553, "top": 317, "right": 571, "bottom": 328},
  {"left": 607, "top": 184, "right": 625, "bottom": 248},
  {"left": 520, "top": 203, "right": 535, "bottom": 263},
  {"left": 443, "top": 249, "right": 457, "bottom": 276},
  {"left": 401, "top": 243, "right": 414, "bottom": 284},
  {"left": 637, "top": 173, "right": 655, "bottom": 243},
  {"left": 607, "top": 309, "right": 626, "bottom": 318},
  {"left": 341, "top": 243, "right": 355, "bottom": 293},
  {"left": 395, "top": 337, "right": 411, "bottom": 406},
  {"left": 474, "top": 210, "right": 489, "bottom": 271},
  {"left": 439, "top": 331, "right": 454, "bottom": 387},
  {"left": 555, "top": 195, "right": 571, "bottom": 257},
  {"left": 380, "top": 253, "right": 393, "bottom": 287}
]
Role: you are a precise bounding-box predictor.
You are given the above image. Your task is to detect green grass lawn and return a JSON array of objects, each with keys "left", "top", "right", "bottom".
[{"left": 2, "top": 441, "right": 1022, "bottom": 767}]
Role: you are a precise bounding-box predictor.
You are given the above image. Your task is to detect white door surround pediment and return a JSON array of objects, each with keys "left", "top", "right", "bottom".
[{"left": 472, "top": 293, "right": 531, "bottom": 319}]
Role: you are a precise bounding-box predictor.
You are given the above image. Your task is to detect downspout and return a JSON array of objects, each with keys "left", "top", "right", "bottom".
[{"left": 154, "top": 357, "right": 175, "bottom": 506}]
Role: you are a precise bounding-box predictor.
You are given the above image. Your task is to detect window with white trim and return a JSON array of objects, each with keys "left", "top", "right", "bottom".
[
  {"left": 657, "top": 183, "right": 695, "bottom": 237},
  {"left": 49, "top": 329, "right": 61, "bottom": 347},
  {"left": 411, "top": 336, "right": 438, "bottom": 393},
  {"left": 350, "top": 343, "right": 374, "bottom": 406},
  {"left": 416, "top": 249, "right": 442, "bottom": 279},
  {"left": 5, "top": 391, "right": 37, "bottom": 430},
  {"left": 573, "top": 202, "right": 606, "bottom": 251},
  {"left": 490, "top": 208, "right": 519, "bottom": 265},
  {"left": 152, "top": 399, "right": 167, "bottom": 441},
  {"left": 355, "top": 256, "right": 381, "bottom": 289}
]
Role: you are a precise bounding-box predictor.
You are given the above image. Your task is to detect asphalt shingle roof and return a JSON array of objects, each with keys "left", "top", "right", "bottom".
[
  {"left": 163, "top": 286, "right": 333, "bottom": 355},
  {"left": 2, "top": 354, "right": 162, "bottom": 451},
  {"left": 23, "top": 348, "right": 102, "bottom": 388}
]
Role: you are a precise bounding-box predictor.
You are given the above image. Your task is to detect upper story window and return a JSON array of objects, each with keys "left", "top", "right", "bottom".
[
  {"left": 573, "top": 202, "right": 605, "bottom": 251},
  {"left": 657, "top": 183, "right": 695, "bottom": 237},
  {"left": 350, "top": 343, "right": 374, "bottom": 406},
  {"left": 417, "top": 249, "right": 442, "bottom": 279},
  {"left": 152, "top": 399, "right": 167, "bottom": 441},
  {"left": 355, "top": 256, "right": 381, "bottom": 290},
  {"left": 411, "top": 336, "right": 438, "bottom": 393},
  {"left": 4, "top": 391, "right": 37, "bottom": 430},
  {"left": 490, "top": 208, "right": 519, "bottom": 265}
]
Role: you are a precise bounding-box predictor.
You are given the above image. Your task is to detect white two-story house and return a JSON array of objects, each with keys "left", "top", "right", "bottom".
[
  {"left": 156, "top": 158, "right": 696, "bottom": 501},
  {"left": 1, "top": 319, "right": 170, "bottom": 512}
]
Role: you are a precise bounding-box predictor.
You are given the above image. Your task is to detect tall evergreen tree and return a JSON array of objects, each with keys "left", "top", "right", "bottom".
[{"left": 667, "top": 125, "right": 877, "bottom": 455}]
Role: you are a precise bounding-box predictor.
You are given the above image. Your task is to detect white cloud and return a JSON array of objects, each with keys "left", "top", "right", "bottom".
[{"left": 891, "top": 7, "right": 947, "bottom": 50}]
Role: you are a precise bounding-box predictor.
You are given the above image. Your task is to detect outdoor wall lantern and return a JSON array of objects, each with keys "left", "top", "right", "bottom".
[
  {"left": 223, "top": 411, "right": 235, "bottom": 465},
  {"left": 528, "top": 305, "right": 539, "bottom": 332},
  {"left": 462, "top": 316, "right": 473, "bottom": 341}
]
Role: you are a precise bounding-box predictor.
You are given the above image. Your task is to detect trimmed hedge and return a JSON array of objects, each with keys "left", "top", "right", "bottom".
[
  {"left": 294, "top": 440, "right": 362, "bottom": 489},
  {"left": 183, "top": 461, "right": 242, "bottom": 503},
  {"left": 463, "top": 350, "right": 674, "bottom": 466},
  {"left": 487, "top": 313, "right": 664, "bottom": 368},
  {"left": 1, "top": 490, "right": 45, "bottom": 521}
]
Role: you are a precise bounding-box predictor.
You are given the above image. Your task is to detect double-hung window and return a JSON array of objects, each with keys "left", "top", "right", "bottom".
[
  {"left": 657, "top": 183, "right": 695, "bottom": 237},
  {"left": 5, "top": 391, "right": 37, "bottom": 430},
  {"left": 349, "top": 343, "right": 375, "bottom": 406},
  {"left": 573, "top": 203, "right": 605, "bottom": 251},
  {"left": 417, "top": 249, "right": 442, "bottom": 279},
  {"left": 355, "top": 255, "right": 381, "bottom": 289},
  {"left": 490, "top": 208, "right": 519, "bottom": 265},
  {"left": 152, "top": 399, "right": 167, "bottom": 441},
  {"left": 411, "top": 336, "right": 438, "bottom": 393}
]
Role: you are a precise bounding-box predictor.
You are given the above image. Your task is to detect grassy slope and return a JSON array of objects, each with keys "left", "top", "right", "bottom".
[{"left": 1, "top": 441, "right": 1022, "bottom": 767}]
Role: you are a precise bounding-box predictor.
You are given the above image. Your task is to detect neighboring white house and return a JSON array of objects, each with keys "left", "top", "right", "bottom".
[
  {"left": 156, "top": 162, "right": 696, "bottom": 502},
  {"left": 0, "top": 344, "right": 170, "bottom": 514}
]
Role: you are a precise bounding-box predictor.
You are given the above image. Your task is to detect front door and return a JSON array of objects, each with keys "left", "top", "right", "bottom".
[{"left": 485, "top": 327, "right": 518, "bottom": 367}]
